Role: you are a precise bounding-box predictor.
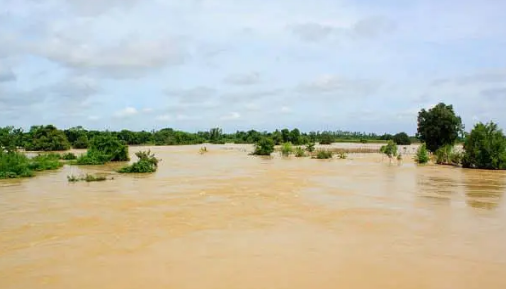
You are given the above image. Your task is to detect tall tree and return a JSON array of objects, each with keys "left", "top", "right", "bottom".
[{"left": 417, "top": 103, "right": 463, "bottom": 152}]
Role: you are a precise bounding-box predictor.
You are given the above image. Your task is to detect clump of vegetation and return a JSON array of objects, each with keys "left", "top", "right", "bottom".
[
  {"left": 294, "top": 147, "right": 306, "bottom": 157},
  {"left": 319, "top": 132, "right": 333, "bottom": 145},
  {"left": 77, "top": 135, "right": 129, "bottom": 165},
  {"left": 462, "top": 122, "right": 506, "bottom": 170},
  {"left": 252, "top": 138, "right": 275, "bottom": 156},
  {"left": 199, "top": 147, "right": 208, "bottom": 154},
  {"left": 280, "top": 142, "right": 293, "bottom": 157},
  {"left": 306, "top": 142, "right": 315, "bottom": 153},
  {"left": 67, "top": 174, "right": 108, "bottom": 183},
  {"left": 315, "top": 150, "right": 333, "bottom": 159},
  {"left": 337, "top": 151, "right": 348, "bottom": 159},
  {"left": 0, "top": 151, "right": 33, "bottom": 179},
  {"left": 60, "top": 152, "right": 77, "bottom": 160},
  {"left": 415, "top": 143, "right": 430, "bottom": 164},
  {"left": 393, "top": 132, "right": 411, "bottom": 145},
  {"left": 28, "top": 153, "right": 64, "bottom": 171},
  {"left": 118, "top": 150, "right": 159, "bottom": 173},
  {"left": 435, "top": 145, "right": 462, "bottom": 166},
  {"left": 417, "top": 103, "right": 464, "bottom": 152},
  {"left": 24, "top": 125, "right": 71, "bottom": 151},
  {"left": 380, "top": 140, "right": 398, "bottom": 161},
  {"left": 397, "top": 153, "right": 403, "bottom": 162}
]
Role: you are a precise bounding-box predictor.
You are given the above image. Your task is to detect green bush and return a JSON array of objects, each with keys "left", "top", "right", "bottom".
[
  {"left": 337, "top": 151, "right": 347, "bottom": 159},
  {"left": 280, "top": 142, "right": 293, "bottom": 157},
  {"left": 119, "top": 150, "right": 159, "bottom": 173},
  {"left": 306, "top": 142, "right": 315, "bottom": 153},
  {"left": 61, "top": 152, "right": 77, "bottom": 160},
  {"left": 73, "top": 135, "right": 89, "bottom": 149},
  {"left": 28, "top": 153, "right": 63, "bottom": 171},
  {"left": 24, "top": 125, "right": 71, "bottom": 151},
  {"left": 252, "top": 138, "right": 275, "bottom": 156},
  {"left": 294, "top": 147, "right": 306, "bottom": 157},
  {"left": 77, "top": 135, "right": 129, "bottom": 165},
  {"left": 435, "top": 145, "right": 462, "bottom": 166},
  {"left": 417, "top": 103, "right": 463, "bottom": 152},
  {"left": 0, "top": 151, "right": 33, "bottom": 179},
  {"left": 67, "top": 174, "right": 107, "bottom": 183},
  {"left": 462, "top": 122, "right": 506, "bottom": 170},
  {"left": 393, "top": 132, "right": 411, "bottom": 145},
  {"left": 380, "top": 140, "right": 398, "bottom": 159},
  {"left": 415, "top": 143, "right": 430, "bottom": 164},
  {"left": 315, "top": 150, "right": 333, "bottom": 159}
]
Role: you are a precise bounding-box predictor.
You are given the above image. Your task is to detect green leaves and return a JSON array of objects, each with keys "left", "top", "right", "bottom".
[
  {"left": 463, "top": 122, "right": 506, "bottom": 170},
  {"left": 417, "top": 103, "right": 464, "bottom": 152}
]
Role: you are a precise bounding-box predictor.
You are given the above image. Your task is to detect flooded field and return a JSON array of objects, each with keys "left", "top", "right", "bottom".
[{"left": 1, "top": 144, "right": 506, "bottom": 289}]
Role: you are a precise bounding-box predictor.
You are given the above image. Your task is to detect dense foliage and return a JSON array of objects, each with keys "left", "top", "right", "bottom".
[
  {"left": 119, "top": 150, "right": 159, "bottom": 173},
  {"left": 380, "top": 141, "right": 398, "bottom": 159},
  {"left": 68, "top": 174, "right": 107, "bottom": 182},
  {"left": 417, "top": 103, "right": 463, "bottom": 152},
  {"left": 462, "top": 122, "right": 506, "bottom": 170},
  {"left": 0, "top": 151, "right": 33, "bottom": 179},
  {"left": 315, "top": 150, "right": 333, "bottom": 159},
  {"left": 435, "top": 145, "right": 462, "bottom": 166},
  {"left": 28, "top": 153, "right": 63, "bottom": 171},
  {"left": 415, "top": 144, "right": 430, "bottom": 164},
  {"left": 77, "top": 135, "right": 129, "bottom": 165},
  {"left": 294, "top": 147, "right": 306, "bottom": 157},
  {"left": 393, "top": 132, "right": 411, "bottom": 145},
  {"left": 280, "top": 142, "right": 293, "bottom": 156},
  {"left": 253, "top": 138, "right": 275, "bottom": 156},
  {"left": 24, "top": 125, "right": 71, "bottom": 151}
]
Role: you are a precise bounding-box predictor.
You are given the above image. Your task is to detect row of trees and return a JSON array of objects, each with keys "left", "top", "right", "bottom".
[
  {"left": 1, "top": 125, "right": 414, "bottom": 151},
  {"left": 416, "top": 103, "right": 506, "bottom": 170}
]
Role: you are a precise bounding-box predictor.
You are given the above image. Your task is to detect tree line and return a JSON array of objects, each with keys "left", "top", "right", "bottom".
[{"left": 0, "top": 125, "right": 414, "bottom": 151}]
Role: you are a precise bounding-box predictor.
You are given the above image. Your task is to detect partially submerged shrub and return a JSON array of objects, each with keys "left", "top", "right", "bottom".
[
  {"left": 415, "top": 143, "right": 430, "bottom": 164},
  {"left": 119, "top": 150, "right": 159, "bottom": 173},
  {"left": 435, "top": 145, "right": 462, "bottom": 166},
  {"left": 306, "top": 142, "right": 315, "bottom": 153},
  {"left": 28, "top": 153, "right": 63, "bottom": 171},
  {"left": 280, "top": 142, "right": 293, "bottom": 157},
  {"left": 0, "top": 151, "right": 33, "bottom": 179},
  {"left": 77, "top": 135, "right": 129, "bottom": 165},
  {"left": 24, "top": 125, "right": 71, "bottom": 151},
  {"left": 199, "top": 147, "right": 208, "bottom": 154},
  {"left": 462, "top": 122, "right": 506, "bottom": 170},
  {"left": 67, "top": 174, "right": 107, "bottom": 183},
  {"left": 380, "top": 140, "right": 398, "bottom": 159},
  {"left": 294, "top": 147, "right": 306, "bottom": 157},
  {"left": 337, "top": 151, "right": 348, "bottom": 159},
  {"left": 61, "top": 152, "right": 77, "bottom": 160},
  {"left": 252, "top": 138, "right": 275, "bottom": 156},
  {"left": 315, "top": 150, "right": 333, "bottom": 159}
]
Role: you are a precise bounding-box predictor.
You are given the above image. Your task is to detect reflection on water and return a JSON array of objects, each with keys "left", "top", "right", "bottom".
[{"left": 1, "top": 144, "right": 506, "bottom": 289}]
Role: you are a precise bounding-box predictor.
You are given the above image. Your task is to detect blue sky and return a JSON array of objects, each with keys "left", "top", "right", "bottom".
[{"left": 1, "top": 0, "right": 505, "bottom": 134}]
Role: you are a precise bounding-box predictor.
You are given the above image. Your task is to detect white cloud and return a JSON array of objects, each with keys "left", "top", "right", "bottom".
[
  {"left": 220, "top": 112, "right": 241, "bottom": 121},
  {"left": 224, "top": 72, "right": 261, "bottom": 85},
  {"left": 114, "top": 107, "right": 138, "bottom": 118},
  {"left": 280, "top": 106, "right": 292, "bottom": 113}
]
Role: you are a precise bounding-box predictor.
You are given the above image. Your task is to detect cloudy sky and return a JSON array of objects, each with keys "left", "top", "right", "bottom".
[{"left": 1, "top": 0, "right": 505, "bottom": 134}]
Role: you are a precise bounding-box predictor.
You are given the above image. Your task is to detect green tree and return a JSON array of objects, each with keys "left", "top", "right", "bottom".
[
  {"left": 209, "top": 128, "right": 223, "bottom": 144},
  {"left": 289, "top": 129, "right": 302, "bottom": 145},
  {"left": 380, "top": 140, "right": 398, "bottom": 160},
  {"left": 393, "top": 132, "right": 411, "bottom": 145},
  {"left": 281, "top": 129, "right": 290, "bottom": 143},
  {"left": 415, "top": 143, "right": 430, "bottom": 164},
  {"left": 0, "top": 126, "right": 23, "bottom": 152},
  {"left": 253, "top": 138, "right": 275, "bottom": 156},
  {"left": 77, "top": 134, "right": 129, "bottom": 165},
  {"left": 280, "top": 142, "right": 293, "bottom": 156},
  {"left": 417, "top": 103, "right": 463, "bottom": 152},
  {"left": 25, "top": 125, "right": 70, "bottom": 151},
  {"left": 319, "top": 132, "right": 333, "bottom": 145},
  {"left": 462, "top": 122, "right": 506, "bottom": 170}
]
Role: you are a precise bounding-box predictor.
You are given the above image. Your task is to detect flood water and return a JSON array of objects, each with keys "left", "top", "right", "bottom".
[{"left": 1, "top": 144, "right": 506, "bottom": 289}]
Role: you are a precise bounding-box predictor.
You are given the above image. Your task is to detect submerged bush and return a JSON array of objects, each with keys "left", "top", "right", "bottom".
[
  {"left": 252, "top": 138, "right": 275, "bottom": 156},
  {"left": 337, "top": 151, "right": 348, "bottom": 159},
  {"left": 77, "top": 135, "right": 129, "bottom": 165},
  {"left": 462, "top": 122, "right": 506, "bottom": 170},
  {"left": 28, "top": 153, "right": 63, "bottom": 171},
  {"left": 119, "top": 150, "right": 159, "bottom": 173},
  {"left": 61, "top": 152, "right": 77, "bottom": 160},
  {"left": 280, "top": 142, "right": 293, "bottom": 157},
  {"left": 67, "top": 174, "right": 107, "bottom": 183},
  {"left": 294, "top": 147, "right": 306, "bottom": 157},
  {"left": 0, "top": 151, "right": 33, "bottom": 179},
  {"left": 315, "top": 150, "right": 333, "bottom": 159},
  {"left": 435, "top": 145, "right": 462, "bottom": 166},
  {"left": 380, "top": 140, "right": 398, "bottom": 159},
  {"left": 306, "top": 142, "right": 315, "bottom": 153},
  {"left": 24, "top": 125, "right": 71, "bottom": 151},
  {"left": 415, "top": 143, "right": 430, "bottom": 164},
  {"left": 199, "top": 147, "right": 208, "bottom": 154}
]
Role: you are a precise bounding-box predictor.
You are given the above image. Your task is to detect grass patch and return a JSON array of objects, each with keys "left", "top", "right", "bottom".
[
  {"left": 118, "top": 150, "right": 159, "bottom": 173},
  {"left": 294, "top": 147, "right": 306, "bottom": 157},
  {"left": 314, "top": 150, "right": 333, "bottom": 159},
  {"left": 28, "top": 153, "right": 63, "bottom": 171},
  {"left": 0, "top": 151, "right": 33, "bottom": 179},
  {"left": 280, "top": 142, "right": 293, "bottom": 157}
]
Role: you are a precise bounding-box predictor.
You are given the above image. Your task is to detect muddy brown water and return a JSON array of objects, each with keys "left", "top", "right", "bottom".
[{"left": 1, "top": 144, "right": 506, "bottom": 289}]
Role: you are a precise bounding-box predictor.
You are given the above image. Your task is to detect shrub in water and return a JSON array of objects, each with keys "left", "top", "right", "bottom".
[
  {"left": 315, "top": 150, "right": 333, "bottom": 159},
  {"left": 119, "top": 150, "right": 159, "bottom": 173},
  {"left": 77, "top": 135, "right": 129, "bottom": 165},
  {"left": 61, "top": 152, "right": 77, "bottom": 160},
  {"left": 306, "top": 142, "right": 315, "bottom": 153},
  {"left": 280, "top": 142, "right": 293, "bottom": 157},
  {"left": 252, "top": 138, "right": 275, "bottom": 156},
  {"left": 380, "top": 140, "right": 398, "bottom": 159},
  {"left": 337, "top": 151, "right": 348, "bottom": 159},
  {"left": 67, "top": 174, "right": 107, "bottom": 182},
  {"left": 435, "top": 145, "right": 462, "bottom": 166},
  {"left": 28, "top": 153, "right": 63, "bottom": 171},
  {"left": 294, "top": 147, "right": 306, "bottom": 157},
  {"left": 415, "top": 143, "right": 430, "bottom": 164},
  {"left": 462, "top": 122, "right": 506, "bottom": 170},
  {"left": 0, "top": 151, "right": 33, "bottom": 179}
]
